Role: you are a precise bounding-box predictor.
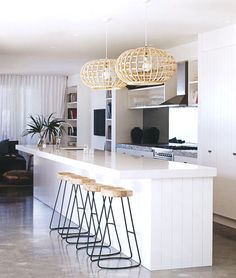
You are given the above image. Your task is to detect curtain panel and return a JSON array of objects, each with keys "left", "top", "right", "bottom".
[{"left": 0, "top": 75, "right": 66, "bottom": 143}]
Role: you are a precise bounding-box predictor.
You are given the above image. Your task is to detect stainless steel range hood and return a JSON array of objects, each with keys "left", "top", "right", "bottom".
[{"left": 159, "top": 61, "right": 188, "bottom": 107}]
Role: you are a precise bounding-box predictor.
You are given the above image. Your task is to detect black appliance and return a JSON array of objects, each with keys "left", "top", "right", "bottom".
[{"left": 94, "top": 109, "right": 105, "bottom": 136}]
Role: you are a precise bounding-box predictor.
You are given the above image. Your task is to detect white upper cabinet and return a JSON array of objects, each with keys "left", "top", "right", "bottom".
[{"left": 127, "top": 74, "right": 177, "bottom": 109}]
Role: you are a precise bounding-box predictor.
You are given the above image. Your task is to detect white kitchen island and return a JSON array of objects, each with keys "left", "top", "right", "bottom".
[{"left": 17, "top": 144, "right": 216, "bottom": 271}]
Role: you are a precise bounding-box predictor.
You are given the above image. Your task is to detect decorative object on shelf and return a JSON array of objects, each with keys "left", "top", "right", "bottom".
[
  {"left": 80, "top": 18, "right": 126, "bottom": 90},
  {"left": 115, "top": 0, "right": 176, "bottom": 85},
  {"left": 131, "top": 127, "right": 143, "bottom": 144}
]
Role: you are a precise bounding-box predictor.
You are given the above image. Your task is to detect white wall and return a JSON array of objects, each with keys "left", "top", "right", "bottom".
[
  {"left": 168, "top": 41, "right": 198, "bottom": 62},
  {"left": 90, "top": 90, "right": 106, "bottom": 150},
  {"left": 169, "top": 107, "right": 198, "bottom": 143},
  {"left": 0, "top": 54, "right": 86, "bottom": 75}
]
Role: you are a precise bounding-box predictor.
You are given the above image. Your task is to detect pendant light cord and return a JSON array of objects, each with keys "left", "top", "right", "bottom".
[
  {"left": 105, "top": 19, "right": 108, "bottom": 59},
  {"left": 144, "top": 0, "right": 149, "bottom": 47}
]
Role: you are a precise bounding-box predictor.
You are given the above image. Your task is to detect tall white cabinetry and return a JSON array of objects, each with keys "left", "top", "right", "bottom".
[{"left": 198, "top": 25, "right": 236, "bottom": 224}]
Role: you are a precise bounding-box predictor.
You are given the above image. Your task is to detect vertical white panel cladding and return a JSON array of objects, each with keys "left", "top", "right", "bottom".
[
  {"left": 202, "top": 178, "right": 213, "bottom": 265},
  {"left": 171, "top": 178, "right": 183, "bottom": 268},
  {"left": 192, "top": 178, "right": 203, "bottom": 266},
  {"left": 151, "top": 178, "right": 162, "bottom": 268},
  {"left": 151, "top": 177, "right": 212, "bottom": 270},
  {"left": 160, "top": 179, "right": 172, "bottom": 269},
  {"left": 199, "top": 25, "right": 236, "bottom": 221},
  {"left": 182, "top": 178, "right": 193, "bottom": 267}
]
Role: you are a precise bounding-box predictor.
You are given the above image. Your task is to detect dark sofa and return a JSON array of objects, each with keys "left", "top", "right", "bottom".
[{"left": 0, "top": 140, "right": 26, "bottom": 181}]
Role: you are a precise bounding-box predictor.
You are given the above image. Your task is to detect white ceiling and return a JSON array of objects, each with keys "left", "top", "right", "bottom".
[{"left": 0, "top": 0, "right": 235, "bottom": 73}]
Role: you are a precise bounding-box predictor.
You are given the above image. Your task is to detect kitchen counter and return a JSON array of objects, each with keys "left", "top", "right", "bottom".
[
  {"left": 19, "top": 144, "right": 206, "bottom": 178},
  {"left": 17, "top": 144, "right": 216, "bottom": 271}
]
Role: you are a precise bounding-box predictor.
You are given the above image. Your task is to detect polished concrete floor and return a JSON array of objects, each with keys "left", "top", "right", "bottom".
[{"left": 0, "top": 189, "right": 236, "bottom": 278}]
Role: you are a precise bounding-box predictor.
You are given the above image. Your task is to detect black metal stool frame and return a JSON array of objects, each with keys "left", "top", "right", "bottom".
[
  {"left": 49, "top": 179, "right": 78, "bottom": 232},
  {"left": 61, "top": 183, "right": 91, "bottom": 243},
  {"left": 96, "top": 195, "right": 141, "bottom": 270},
  {"left": 75, "top": 190, "right": 105, "bottom": 250},
  {"left": 88, "top": 195, "right": 122, "bottom": 261}
]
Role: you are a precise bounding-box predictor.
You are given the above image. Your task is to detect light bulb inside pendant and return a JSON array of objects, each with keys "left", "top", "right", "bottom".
[
  {"left": 142, "top": 56, "right": 152, "bottom": 72},
  {"left": 102, "top": 67, "right": 111, "bottom": 80}
]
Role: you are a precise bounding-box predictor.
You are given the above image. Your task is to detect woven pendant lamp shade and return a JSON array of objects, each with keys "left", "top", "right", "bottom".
[
  {"left": 115, "top": 46, "right": 176, "bottom": 85},
  {"left": 80, "top": 59, "right": 126, "bottom": 90}
]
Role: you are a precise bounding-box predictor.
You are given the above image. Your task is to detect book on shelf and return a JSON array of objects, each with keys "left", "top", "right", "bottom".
[
  {"left": 68, "top": 93, "right": 77, "bottom": 103},
  {"left": 68, "top": 108, "right": 77, "bottom": 119},
  {"left": 68, "top": 126, "right": 77, "bottom": 136}
]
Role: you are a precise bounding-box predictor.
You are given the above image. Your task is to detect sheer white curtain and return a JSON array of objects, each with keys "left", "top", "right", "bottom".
[{"left": 0, "top": 75, "right": 66, "bottom": 143}]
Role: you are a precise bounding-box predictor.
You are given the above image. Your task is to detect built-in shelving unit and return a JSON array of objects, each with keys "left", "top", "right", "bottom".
[
  {"left": 105, "top": 90, "right": 112, "bottom": 151},
  {"left": 65, "top": 85, "right": 77, "bottom": 146},
  {"left": 188, "top": 60, "right": 198, "bottom": 106}
]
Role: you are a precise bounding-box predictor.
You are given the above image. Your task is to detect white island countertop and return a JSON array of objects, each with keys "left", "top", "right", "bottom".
[{"left": 17, "top": 145, "right": 216, "bottom": 179}]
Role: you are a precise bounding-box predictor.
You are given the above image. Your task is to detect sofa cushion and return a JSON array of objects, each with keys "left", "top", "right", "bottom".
[
  {"left": 8, "top": 140, "right": 19, "bottom": 155},
  {"left": 3, "top": 170, "right": 33, "bottom": 185},
  {"left": 0, "top": 139, "right": 9, "bottom": 155},
  {"left": 0, "top": 155, "right": 26, "bottom": 181}
]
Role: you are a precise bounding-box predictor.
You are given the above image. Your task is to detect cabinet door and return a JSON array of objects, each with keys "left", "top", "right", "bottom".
[
  {"left": 212, "top": 46, "right": 234, "bottom": 218},
  {"left": 116, "top": 148, "right": 153, "bottom": 158},
  {"left": 220, "top": 45, "right": 236, "bottom": 220},
  {"left": 174, "top": 155, "right": 198, "bottom": 165},
  {"left": 199, "top": 45, "right": 236, "bottom": 219},
  {"left": 198, "top": 50, "right": 218, "bottom": 167}
]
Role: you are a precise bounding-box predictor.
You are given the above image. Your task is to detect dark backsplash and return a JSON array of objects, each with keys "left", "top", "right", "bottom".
[{"left": 143, "top": 108, "right": 169, "bottom": 144}]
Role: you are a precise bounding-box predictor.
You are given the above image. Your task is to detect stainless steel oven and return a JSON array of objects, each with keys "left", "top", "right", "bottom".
[{"left": 152, "top": 148, "right": 174, "bottom": 161}]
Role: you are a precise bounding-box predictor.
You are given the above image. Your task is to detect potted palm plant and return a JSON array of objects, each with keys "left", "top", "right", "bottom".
[
  {"left": 23, "top": 115, "right": 46, "bottom": 146},
  {"left": 23, "top": 113, "right": 65, "bottom": 146},
  {"left": 43, "top": 113, "right": 65, "bottom": 144}
]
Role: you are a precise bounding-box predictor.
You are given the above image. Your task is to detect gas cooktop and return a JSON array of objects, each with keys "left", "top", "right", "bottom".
[{"left": 153, "top": 144, "right": 197, "bottom": 150}]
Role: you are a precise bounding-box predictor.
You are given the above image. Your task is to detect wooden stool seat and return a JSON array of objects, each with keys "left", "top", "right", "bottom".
[
  {"left": 57, "top": 172, "right": 74, "bottom": 180},
  {"left": 68, "top": 174, "right": 95, "bottom": 185},
  {"left": 82, "top": 183, "right": 123, "bottom": 193},
  {"left": 101, "top": 187, "right": 133, "bottom": 198}
]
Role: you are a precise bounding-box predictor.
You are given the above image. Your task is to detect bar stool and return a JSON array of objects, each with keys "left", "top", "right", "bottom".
[
  {"left": 81, "top": 182, "right": 125, "bottom": 256},
  {"left": 96, "top": 187, "right": 141, "bottom": 269},
  {"left": 49, "top": 172, "right": 76, "bottom": 231},
  {"left": 74, "top": 180, "right": 110, "bottom": 250},
  {"left": 61, "top": 175, "right": 96, "bottom": 244}
]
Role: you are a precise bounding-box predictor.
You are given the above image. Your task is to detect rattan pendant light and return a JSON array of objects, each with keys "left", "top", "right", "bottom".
[
  {"left": 115, "top": 0, "right": 176, "bottom": 86},
  {"left": 80, "top": 19, "right": 126, "bottom": 90}
]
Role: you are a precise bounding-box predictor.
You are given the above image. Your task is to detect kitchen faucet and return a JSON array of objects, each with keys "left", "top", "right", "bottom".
[{"left": 56, "top": 122, "right": 74, "bottom": 148}]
